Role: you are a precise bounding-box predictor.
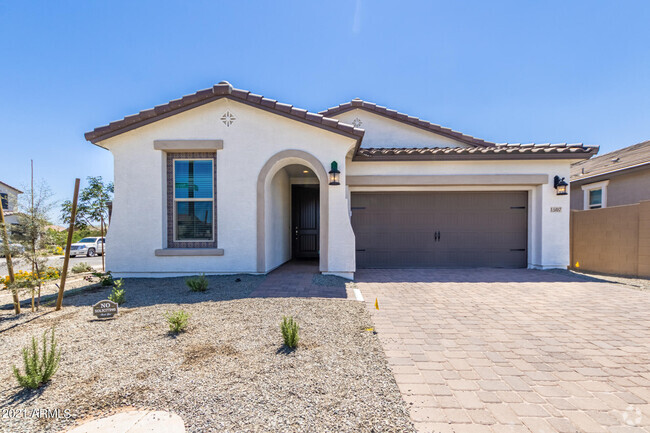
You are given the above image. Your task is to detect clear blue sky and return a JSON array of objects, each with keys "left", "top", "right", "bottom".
[{"left": 1, "top": 1, "right": 649, "bottom": 222}]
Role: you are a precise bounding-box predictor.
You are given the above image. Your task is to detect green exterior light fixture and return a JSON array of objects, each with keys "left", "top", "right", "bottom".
[{"left": 329, "top": 161, "right": 341, "bottom": 185}]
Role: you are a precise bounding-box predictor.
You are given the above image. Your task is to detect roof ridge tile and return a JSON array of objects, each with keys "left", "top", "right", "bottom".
[
  {"left": 355, "top": 144, "right": 597, "bottom": 160},
  {"left": 86, "top": 82, "right": 365, "bottom": 143},
  {"left": 319, "top": 98, "right": 495, "bottom": 148}
]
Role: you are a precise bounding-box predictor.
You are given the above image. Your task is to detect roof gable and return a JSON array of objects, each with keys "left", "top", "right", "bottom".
[
  {"left": 85, "top": 82, "right": 364, "bottom": 145},
  {"left": 0, "top": 181, "right": 23, "bottom": 194},
  {"left": 330, "top": 108, "right": 474, "bottom": 149},
  {"left": 319, "top": 98, "right": 494, "bottom": 148}
]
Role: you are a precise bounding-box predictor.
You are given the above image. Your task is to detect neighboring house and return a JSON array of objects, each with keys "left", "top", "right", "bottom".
[
  {"left": 0, "top": 181, "right": 23, "bottom": 226},
  {"left": 570, "top": 140, "right": 650, "bottom": 210},
  {"left": 84, "top": 81, "right": 597, "bottom": 278}
]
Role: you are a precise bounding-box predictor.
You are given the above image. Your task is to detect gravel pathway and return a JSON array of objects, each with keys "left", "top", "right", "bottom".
[{"left": 0, "top": 275, "right": 414, "bottom": 433}]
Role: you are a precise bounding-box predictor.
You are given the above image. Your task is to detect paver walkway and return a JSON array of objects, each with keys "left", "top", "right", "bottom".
[
  {"left": 250, "top": 260, "right": 351, "bottom": 298},
  {"left": 67, "top": 410, "right": 185, "bottom": 432},
  {"left": 356, "top": 268, "right": 650, "bottom": 433}
]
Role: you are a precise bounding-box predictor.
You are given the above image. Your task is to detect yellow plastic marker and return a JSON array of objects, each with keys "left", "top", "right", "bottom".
[{"left": 375, "top": 298, "right": 379, "bottom": 310}]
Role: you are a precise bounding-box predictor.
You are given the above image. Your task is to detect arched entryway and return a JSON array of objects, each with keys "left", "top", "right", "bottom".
[{"left": 256, "top": 150, "right": 329, "bottom": 273}]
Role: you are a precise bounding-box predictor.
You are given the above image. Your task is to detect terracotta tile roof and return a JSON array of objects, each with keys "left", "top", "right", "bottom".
[
  {"left": 85, "top": 82, "right": 365, "bottom": 145},
  {"left": 355, "top": 143, "right": 599, "bottom": 161},
  {"left": 319, "top": 98, "right": 494, "bottom": 148},
  {"left": 571, "top": 140, "right": 650, "bottom": 181}
]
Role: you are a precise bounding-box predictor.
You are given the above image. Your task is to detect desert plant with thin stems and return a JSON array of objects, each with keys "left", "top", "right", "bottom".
[
  {"left": 165, "top": 310, "right": 190, "bottom": 333},
  {"left": 186, "top": 274, "right": 208, "bottom": 292},
  {"left": 108, "top": 278, "right": 125, "bottom": 305},
  {"left": 280, "top": 316, "right": 300, "bottom": 349},
  {"left": 12, "top": 328, "right": 61, "bottom": 390},
  {"left": 71, "top": 262, "right": 94, "bottom": 273}
]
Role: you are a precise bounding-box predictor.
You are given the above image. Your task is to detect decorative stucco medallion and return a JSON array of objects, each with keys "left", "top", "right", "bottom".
[
  {"left": 221, "top": 111, "right": 236, "bottom": 127},
  {"left": 352, "top": 117, "right": 363, "bottom": 128}
]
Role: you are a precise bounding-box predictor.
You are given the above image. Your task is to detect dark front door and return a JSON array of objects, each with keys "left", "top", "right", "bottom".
[{"left": 292, "top": 185, "right": 319, "bottom": 259}]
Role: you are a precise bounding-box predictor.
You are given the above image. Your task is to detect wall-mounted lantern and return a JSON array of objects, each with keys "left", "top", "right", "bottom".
[
  {"left": 553, "top": 175, "right": 568, "bottom": 196},
  {"left": 329, "top": 161, "right": 340, "bottom": 185}
]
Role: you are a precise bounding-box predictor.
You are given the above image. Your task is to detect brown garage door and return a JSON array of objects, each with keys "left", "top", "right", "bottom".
[{"left": 351, "top": 191, "right": 528, "bottom": 268}]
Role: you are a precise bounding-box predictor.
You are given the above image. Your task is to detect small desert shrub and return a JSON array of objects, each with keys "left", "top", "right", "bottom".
[
  {"left": 108, "top": 279, "right": 125, "bottom": 305},
  {"left": 93, "top": 271, "right": 114, "bottom": 286},
  {"left": 186, "top": 274, "right": 208, "bottom": 292},
  {"left": 71, "top": 262, "right": 93, "bottom": 273},
  {"left": 13, "top": 328, "right": 61, "bottom": 390},
  {"left": 165, "top": 310, "right": 190, "bottom": 333},
  {"left": 280, "top": 316, "right": 300, "bottom": 349}
]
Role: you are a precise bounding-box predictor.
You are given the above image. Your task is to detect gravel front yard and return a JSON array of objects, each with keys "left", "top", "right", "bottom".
[{"left": 0, "top": 275, "right": 414, "bottom": 433}]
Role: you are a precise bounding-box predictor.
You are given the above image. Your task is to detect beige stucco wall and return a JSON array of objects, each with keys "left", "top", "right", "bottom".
[
  {"left": 266, "top": 168, "right": 290, "bottom": 271},
  {"left": 334, "top": 109, "right": 470, "bottom": 148},
  {"left": 100, "top": 98, "right": 357, "bottom": 277},
  {"left": 571, "top": 200, "right": 650, "bottom": 277},
  {"left": 347, "top": 158, "right": 578, "bottom": 269},
  {"left": 570, "top": 166, "right": 650, "bottom": 210},
  {"left": 97, "top": 96, "right": 581, "bottom": 277}
]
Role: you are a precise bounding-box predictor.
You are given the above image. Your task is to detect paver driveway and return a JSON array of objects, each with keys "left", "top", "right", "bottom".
[{"left": 356, "top": 269, "right": 650, "bottom": 433}]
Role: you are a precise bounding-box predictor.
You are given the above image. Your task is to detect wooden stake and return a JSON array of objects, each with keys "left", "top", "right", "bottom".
[
  {"left": 100, "top": 214, "right": 105, "bottom": 272},
  {"left": 56, "top": 178, "right": 80, "bottom": 311},
  {"left": 30, "top": 159, "right": 36, "bottom": 311},
  {"left": 0, "top": 204, "right": 20, "bottom": 314},
  {"left": 31, "top": 160, "right": 35, "bottom": 275}
]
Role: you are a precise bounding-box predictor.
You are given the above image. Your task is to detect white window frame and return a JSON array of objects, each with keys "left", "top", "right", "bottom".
[
  {"left": 172, "top": 158, "right": 215, "bottom": 242},
  {"left": 581, "top": 180, "right": 609, "bottom": 210}
]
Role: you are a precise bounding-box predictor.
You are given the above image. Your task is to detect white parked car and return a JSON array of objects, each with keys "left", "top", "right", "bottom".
[
  {"left": 67, "top": 237, "right": 105, "bottom": 257},
  {"left": 0, "top": 239, "right": 24, "bottom": 257}
]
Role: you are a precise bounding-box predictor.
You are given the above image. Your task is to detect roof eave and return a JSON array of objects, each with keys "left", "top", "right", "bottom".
[
  {"left": 0, "top": 181, "right": 23, "bottom": 194},
  {"left": 570, "top": 160, "right": 650, "bottom": 184},
  {"left": 321, "top": 103, "right": 495, "bottom": 149},
  {"left": 353, "top": 149, "right": 598, "bottom": 162},
  {"left": 85, "top": 84, "right": 365, "bottom": 146}
]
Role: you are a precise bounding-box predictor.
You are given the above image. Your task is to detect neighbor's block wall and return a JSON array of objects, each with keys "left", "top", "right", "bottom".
[
  {"left": 571, "top": 200, "right": 650, "bottom": 277},
  {"left": 639, "top": 201, "right": 650, "bottom": 277}
]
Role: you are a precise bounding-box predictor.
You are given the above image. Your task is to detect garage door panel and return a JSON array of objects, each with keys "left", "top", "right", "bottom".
[{"left": 352, "top": 191, "right": 527, "bottom": 268}]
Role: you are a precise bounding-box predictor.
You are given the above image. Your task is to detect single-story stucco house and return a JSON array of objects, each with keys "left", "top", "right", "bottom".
[{"left": 84, "top": 81, "right": 598, "bottom": 279}]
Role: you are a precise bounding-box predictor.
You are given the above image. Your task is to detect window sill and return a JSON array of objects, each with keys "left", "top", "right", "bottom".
[{"left": 155, "top": 248, "right": 224, "bottom": 257}]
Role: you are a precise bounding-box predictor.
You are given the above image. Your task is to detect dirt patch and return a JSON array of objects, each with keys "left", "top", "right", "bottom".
[
  {"left": 182, "top": 344, "right": 218, "bottom": 366},
  {"left": 135, "top": 371, "right": 150, "bottom": 381},
  {"left": 216, "top": 343, "right": 238, "bottom": 356}
]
